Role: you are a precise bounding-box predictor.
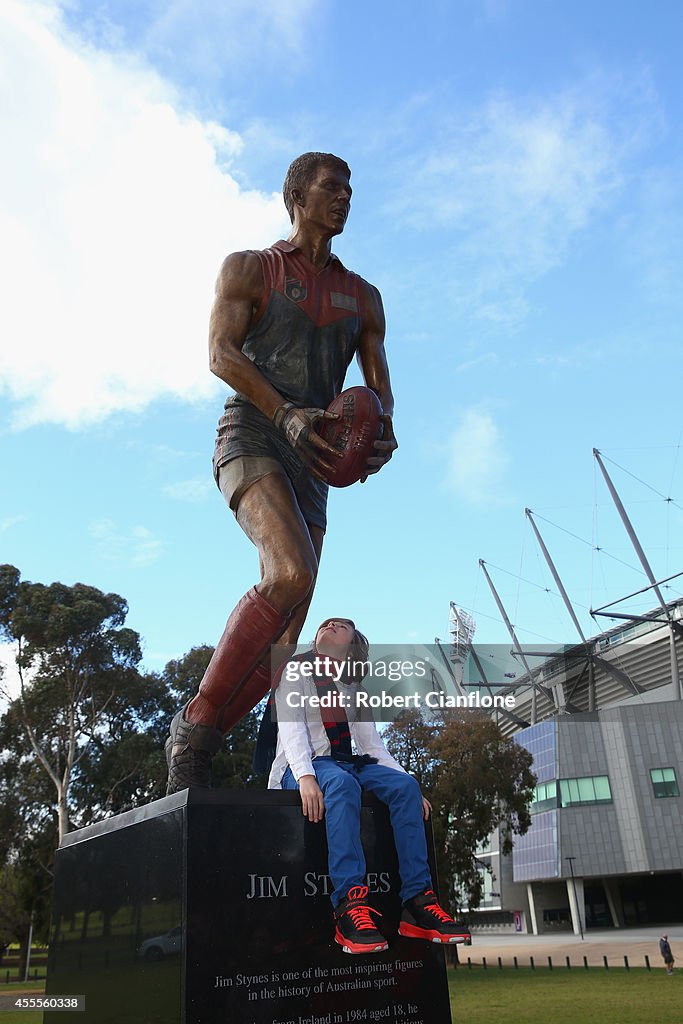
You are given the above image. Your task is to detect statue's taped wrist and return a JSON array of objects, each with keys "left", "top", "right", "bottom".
[{"left": 273, "top": 402, "right": 294, "bottom": 432}]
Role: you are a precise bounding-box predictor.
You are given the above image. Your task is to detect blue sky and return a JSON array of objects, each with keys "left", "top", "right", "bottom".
[{"left": 2, "top": 0, "right": 683, "bottom": 681}]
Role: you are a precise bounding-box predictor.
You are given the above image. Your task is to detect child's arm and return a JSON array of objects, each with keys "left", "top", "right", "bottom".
[
  {"left": 274, "top": 661, "right": 324, "bottom": 821},
  {"left": 297, "top": 774, "right": 325, "bottom": 822},
  {"left": 273, "top": 666, "right": 316, "bottom": 781}
]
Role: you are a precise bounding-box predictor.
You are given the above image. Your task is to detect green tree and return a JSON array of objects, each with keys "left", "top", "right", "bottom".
[
  {"left": 0, "top": 566, "right": 172, "bottom": 961},
  {"left": 0, "top": 729, "right": 56, "bottom": 972},
  {"left": 381, "top": 708, "right": 439, "bottom": 784},
  {"left": 384, "top": 709, "right": 536, "bottom": 910},
  {"left": 0, "top": 565, "right": 157, "bottom": 843},
  {"left": 0, "top": 858, "right": 52, "bottom": 977}
]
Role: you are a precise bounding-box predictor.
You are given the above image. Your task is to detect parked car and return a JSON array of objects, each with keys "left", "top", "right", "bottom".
[{"left": 138, "top": 926, "right": 182, "bottom": 961}]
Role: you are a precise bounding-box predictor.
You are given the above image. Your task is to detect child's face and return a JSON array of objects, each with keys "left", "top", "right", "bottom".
[{"left": 315, "top": 619, "right": 355, "bottom": 659}]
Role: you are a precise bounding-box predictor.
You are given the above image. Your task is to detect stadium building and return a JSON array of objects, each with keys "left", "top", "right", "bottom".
[{"left": 466, "top": 597, "right": 683, "bottom": 935}]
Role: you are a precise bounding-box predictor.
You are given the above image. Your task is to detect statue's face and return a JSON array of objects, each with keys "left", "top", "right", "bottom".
[
  {"left": 294, "top": 165, "right": 352, "bottom": 236},
  {"left": 315, "top": 618, "right": 355, "bottom": 658}
]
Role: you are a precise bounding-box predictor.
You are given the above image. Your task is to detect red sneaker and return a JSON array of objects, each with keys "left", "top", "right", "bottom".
[
  {"left": 399, "top": 890, "right": 471, "bottom": 944},
  {"left": 334, "top": 885, "right": 389, "bottom": 955}
]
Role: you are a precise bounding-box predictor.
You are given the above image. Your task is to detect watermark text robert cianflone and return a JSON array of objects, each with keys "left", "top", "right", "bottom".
[
  {"left": 284, "top": 689, "right": 516, "bottom": 711},
  {"left": 283, "top": 655, "right": 517, "bottom": 711}
]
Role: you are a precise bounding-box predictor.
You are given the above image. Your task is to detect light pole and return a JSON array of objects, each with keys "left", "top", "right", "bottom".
[
  {"left": 23, "top": 909, "right": 34, "bottom": 982},
  {"left": 565, "top": 856, "right": 584, "bottom": 941}
]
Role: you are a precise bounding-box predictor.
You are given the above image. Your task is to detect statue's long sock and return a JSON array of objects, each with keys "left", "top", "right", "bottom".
[
  {"left": 215, "top": 661, "right": 272, "bottom": 733},
  {"left": 186, "top": 587, "right": 288, "bottom": 732}
]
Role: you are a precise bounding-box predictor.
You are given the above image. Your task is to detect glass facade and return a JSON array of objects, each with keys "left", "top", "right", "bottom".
[
  {"left": 650, "top": 767, "right": 680, "bottom": 798},
  {"left": 531, "top": 780, "right": 558, "bottom": 813},
  {"left": 529, "top": 775, "right": 612, "bottom": 812},
  {"left": 513, "top": 722, "right": 559, "bottom": 879},
  {"left": 476, "top": 860, "right": 496, "bottom": 905},
  {"left": 516, "top": 721, "right": 556, "bottom": 783},
  {"left": 512, "top": 809, "right": 559, "bottom": 881},
  {"left": 559, "top": 775, "right": 612, "bottom": 807}
]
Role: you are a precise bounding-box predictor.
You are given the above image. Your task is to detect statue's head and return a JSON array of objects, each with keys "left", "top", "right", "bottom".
[{"left": 283, "top": 152, "right": 352, "bottom": 225}]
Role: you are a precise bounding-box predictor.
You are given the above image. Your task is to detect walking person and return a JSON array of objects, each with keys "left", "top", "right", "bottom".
[{"left": 659, "top": 933, "right": 675, "bottom": 975}]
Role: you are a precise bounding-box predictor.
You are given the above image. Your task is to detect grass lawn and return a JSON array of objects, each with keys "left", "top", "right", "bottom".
[
  {"left": 449, "top": 966, "right": 682, "bottom": 1023},
  {"left": 0, "top": 981, "right": 45, "bottom": 1024},
  {"left": 2, "top": 967, "right": 682, "bottom": 1023}
]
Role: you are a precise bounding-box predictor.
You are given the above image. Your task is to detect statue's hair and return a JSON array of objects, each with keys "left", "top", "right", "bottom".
[{"left": 283, "top": 152, "right": 351, "bottom": 223}]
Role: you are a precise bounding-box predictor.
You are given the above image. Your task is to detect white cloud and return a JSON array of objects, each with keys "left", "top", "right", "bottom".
[
  {"left": 68, "top": 0, "right": 321, "bottom": 87},
  {"left": 0, "top": 0, "right": 290, "bottom": 429},
  {"left": 0, "top": 515, "right": 27, "bottom": 532},
  {"left": 138, "top": 0, "right": 320, "bottom": 81},
  {"left": 162, "top": 477, "right": 214, "bottom": 503},
  {"left": 89, "top": 519, "right": 165, "bottom": 566},
  {"left": 386, "top": 80, "right": 650, "bottom": 326},
  {"left": 445, "top": 407, "right": 509, "bottom": 504}
]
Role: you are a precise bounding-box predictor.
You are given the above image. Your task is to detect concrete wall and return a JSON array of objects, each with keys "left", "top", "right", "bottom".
[{"left": 526, "top": 881, "right": 572, "bottom": 933}]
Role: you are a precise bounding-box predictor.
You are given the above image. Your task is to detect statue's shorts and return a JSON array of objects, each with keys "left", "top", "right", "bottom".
[{"left": 214, "top": 400, "right": 328, "bottom": 531}]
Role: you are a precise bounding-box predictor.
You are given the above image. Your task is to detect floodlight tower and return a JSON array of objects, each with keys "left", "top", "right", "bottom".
[
  {"left": 449, "top": 604, "right": 476, "bottom": 691},
  {"left": 593, "top": 449, "right": 682, "bottom": 699}
]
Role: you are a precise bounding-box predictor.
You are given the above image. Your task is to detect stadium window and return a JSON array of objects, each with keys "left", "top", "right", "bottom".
[
  {"left": 530, "top": 780, "right": 558, "bottom": 813},
  {"left": 559, "top": 775, "right": 612, "bottom": 807},
  {"left": 650, "top": 767, "right": 680, "bottom": 799},
  {"left": 593, "top": 776, "right": 611, "bottom": 800}
]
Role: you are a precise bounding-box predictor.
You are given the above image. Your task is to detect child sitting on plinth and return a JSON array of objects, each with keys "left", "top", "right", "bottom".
[{"left": 264, "top": 616, "right": 469, "bottom": 954}]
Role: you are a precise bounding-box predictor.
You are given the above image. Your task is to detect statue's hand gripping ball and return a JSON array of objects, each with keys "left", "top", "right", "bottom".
[{"left": 319, "top": 386, "right": 383, "bottom": 487}]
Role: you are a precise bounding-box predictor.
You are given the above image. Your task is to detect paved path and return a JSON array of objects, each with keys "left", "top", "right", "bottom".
[{"left": 465, "top": 925, "right": 683, "bottom": 967}]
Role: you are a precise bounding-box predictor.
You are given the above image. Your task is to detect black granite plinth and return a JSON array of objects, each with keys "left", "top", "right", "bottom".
[{"left": 45, "top": 790, "right": 452, "bottom": 1024}]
